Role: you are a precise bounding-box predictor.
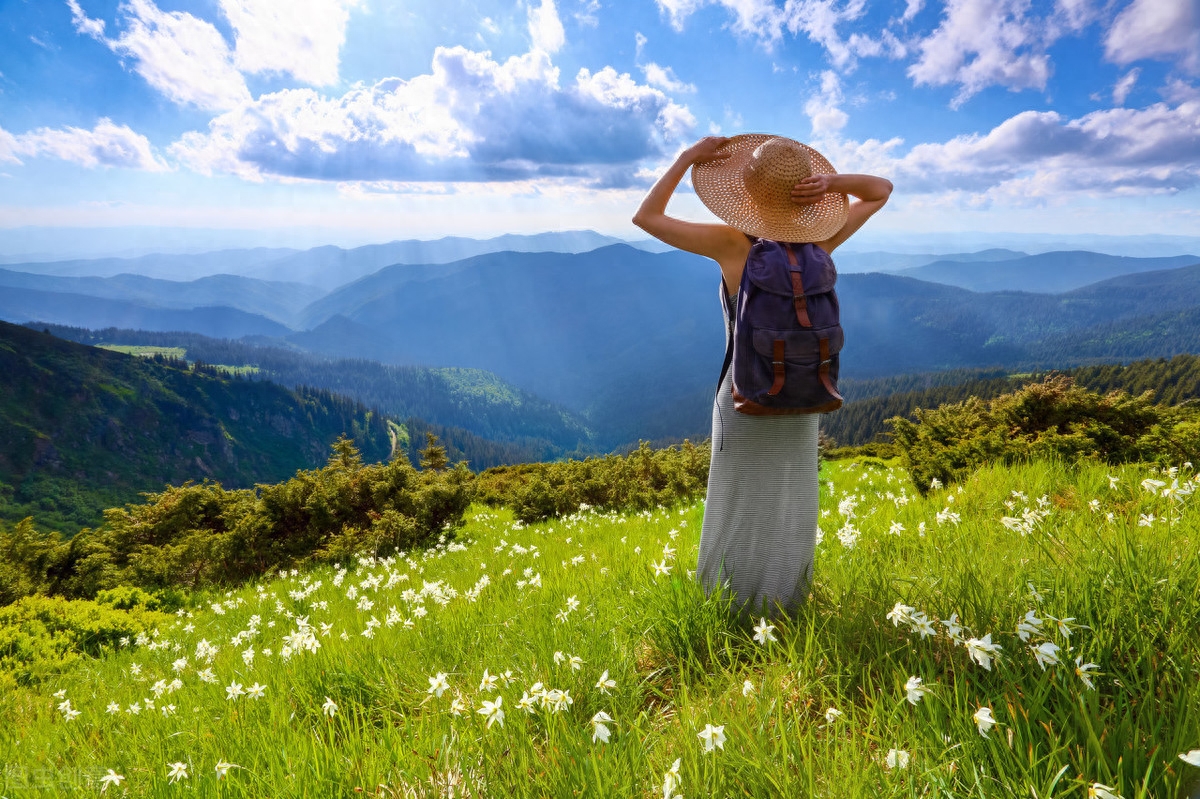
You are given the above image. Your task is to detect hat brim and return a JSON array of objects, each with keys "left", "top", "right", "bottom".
[{"left": 692, "top": 134, "right": 849, "bottom": 243}]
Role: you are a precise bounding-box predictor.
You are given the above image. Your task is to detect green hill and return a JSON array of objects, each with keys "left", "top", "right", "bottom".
[{"left": 0, "top": 320, "right": 392, "bottom": 534}]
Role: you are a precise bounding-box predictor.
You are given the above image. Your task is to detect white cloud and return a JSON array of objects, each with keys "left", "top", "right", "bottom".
[
  {"left": 805, "top": 69, "right": 847, "bottom": 136},
  {"left": 528, "top": 0, "right": 566, "bottom": 54},
  {"left": 1112, "top": 67, "right": 1140, "bottom": 105},
  {"left": 171, "top": 45, "right": 693, "bottom": 187},
  {"left": 1105, "top": 0, "right": 1200, "bottom": 74},
  {"left": 824, "top": 98, "right": 1200, "bottom": 201},
  {"left": 68, "top": 0, "right": 250, "bottom": 111},
  {"left": 575, "top": 0, "right": 601, "bottom": 27},
  {"left": 642, "top": 62, "right": 696, "bottom": 92},
  {"left": 907, "top": 0, "right": 1053, "bottom": 108},
  {"left": 66, "top": 0, "right": 105, "bottom": 39},
  {"left": 1054, "top": 0, "right": 1099, "bottom": 31},
  {"left": 3, "top": 118, "right": 167, "bottom": 171},
  {"left": 217, "top": 0, "right": 362, "bottom": 87},
  {"left": 898, "top": 0, "right": 923, "bottom": 24}
]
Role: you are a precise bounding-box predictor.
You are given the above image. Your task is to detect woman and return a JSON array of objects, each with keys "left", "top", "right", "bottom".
[{"left": 633, "top": 134, "right": 892, "bottom": 619}]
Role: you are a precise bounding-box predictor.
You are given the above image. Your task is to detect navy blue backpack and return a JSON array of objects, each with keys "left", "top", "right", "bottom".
[{"left": 717, "top": 238, "right": 844, "bottom": 415}]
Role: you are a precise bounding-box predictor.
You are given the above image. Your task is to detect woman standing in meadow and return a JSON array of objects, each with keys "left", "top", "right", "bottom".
[{"left": 633, "top": 134, "right": 892, "bottom": 618}]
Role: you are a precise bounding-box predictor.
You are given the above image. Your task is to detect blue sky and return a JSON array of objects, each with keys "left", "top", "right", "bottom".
[{"left": 1, "top": 0, "right": 1198, "bottom": 247}]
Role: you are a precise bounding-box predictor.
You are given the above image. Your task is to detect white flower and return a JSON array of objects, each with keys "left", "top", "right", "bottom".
[
  {"left": 941, "top": 612, "right": 965, "bottom": 643},
  {"left": 225, "top": 682, "right": 244, "bottom": 701},
  {"left": 887, "top": 602, "right": 915, "bottom": 627},
  {"left": 99, "top": 769, "right": 124, "bottom": 792},
  {"left": 1075, "top": 657, "right": 1100, "bottom": 690},
  {"left": 1089, "top": 783, "right": 1123, "bottom": 799},
  {"left": 662, "top": 758, "right": 683, "bottom": 799},
  {"left": 106, "top": 701, "right": 120, "bottom": 714},
  {"left": 427, "top": 672, "right": 450, "bottom": 698},
  {"left": 1016, "top": 610, "right": 1043, "bottom": 642},
  {"left": 215, "top": 760, "right": 237, "bottom": 780},
  {"left": 824, "top": 707, "right": 843, "bottom": 724},
  {"left": 885, "top": 748, "right": 910, "bottom": 769},
  {"left": 1178, "top": 749, "right": 1200, "bottom": 767},
  {"left": 1032, "top": 641, "right": 1061, "bottom": 671},
  {"left": 167, "top": 761, "right": 189, "bottom": 783},
  {"left": 477, "top": 696, "right": 504, "bottom": 728},
  {"left": 596, "top": 670, "right": 616, "bottom": 694},
  {"left": 697, "top": 723, "right": 726, "bottom": 753},
  {"left": 742, "top": 679, "right": 755, "bottom": 697},
  {"left": 904, "top": 676, "right": 928, "bottom": 705},
  {"left": 591, "top": 710, "right": 613, "bottom": 743},
  {"left": 247, "top": 683, "right": 266, "bottom": 699},
  {"left": 1107, "top": 475, "right": 1119, "bottom": 489},
  {"left": 974, "top": 706, "right": 997, "bottom": 738},
  {"left": 652, "top": 560, "right": 670, "bottom": 577},
  {"left": 965, "top": 634, "right": 1002, "bottom": 671},
  {"left": 553, "top": 651, "right": 566, "bottom": 666},
  {"left": 752, "top": 618, "right": 777, "bottom": 644},
  {"left": 322, "top": 696, "right": 337, "bottom": 718},
  {"left": 479, "top": 669, "right": 498, "bottom": 692}
]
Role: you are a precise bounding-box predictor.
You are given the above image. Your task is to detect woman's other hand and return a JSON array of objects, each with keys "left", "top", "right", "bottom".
[
  {"left": 683, "top": 136, "right": 731, "bottom": 166},
  {"left": 791, "top": 174, "right": 832, "bottom": 206}
]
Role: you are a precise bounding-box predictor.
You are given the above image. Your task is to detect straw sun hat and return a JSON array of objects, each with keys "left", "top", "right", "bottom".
[{"left": 692, "top": 134, "right": 848, "bottom": 243}]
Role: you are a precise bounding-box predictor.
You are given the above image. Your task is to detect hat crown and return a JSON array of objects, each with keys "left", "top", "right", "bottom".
[{"left": 743, "top": 138, "right": 812, "bottom": 209}]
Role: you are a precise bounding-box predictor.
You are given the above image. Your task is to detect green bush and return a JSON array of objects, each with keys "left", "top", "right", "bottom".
[
  {"left": 0, "top": 595, "right": 171, "bottom": 689},
  {"left": 888, "top": 375, "right": 1197, "bottom": 493},
  {"left": 476, "top": 439, "right": 710, "bottom": 523}
]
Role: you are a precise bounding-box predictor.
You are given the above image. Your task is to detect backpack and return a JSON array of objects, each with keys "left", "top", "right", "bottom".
[{"left": 716, "top": 238, "right": 844, "bottom": 415}]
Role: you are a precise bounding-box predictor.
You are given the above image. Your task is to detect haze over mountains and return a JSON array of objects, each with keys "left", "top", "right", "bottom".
[{"left": 3, "top": 230, "right": 1200, "bottom": 451}]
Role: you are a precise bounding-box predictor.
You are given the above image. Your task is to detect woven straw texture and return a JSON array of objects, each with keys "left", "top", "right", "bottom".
[{"left": 693, "top": 134, "right": 848, "bottom": 243}]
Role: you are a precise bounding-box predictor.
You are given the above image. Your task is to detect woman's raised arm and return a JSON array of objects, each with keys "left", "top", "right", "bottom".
[
  {"left": 793, "top": 173, "right": 893, "bottom": 254},
  {"left": 632, "top": 137, "right": 750, "bottom": 267}
]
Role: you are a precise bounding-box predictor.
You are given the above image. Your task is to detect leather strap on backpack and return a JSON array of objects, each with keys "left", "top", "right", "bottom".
[
  {"left": 784, "top": 243, "right": 812, "bottom": 328},
  {"left": 818, "top": 337, "right": 843, "bottom": 401},
  {"left": 767, "top": 339, "right": 786, "bottom": 396}
]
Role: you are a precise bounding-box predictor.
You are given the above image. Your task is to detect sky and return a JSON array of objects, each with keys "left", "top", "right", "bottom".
[{"left": 1, "top": 0, "right": 1199, "bottom": 250}]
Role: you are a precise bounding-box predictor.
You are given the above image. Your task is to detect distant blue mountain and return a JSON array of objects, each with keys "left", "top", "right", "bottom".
[
  {"left": 834, "top": 248, "right": 1027, "bottom": 273},
  {"left": 0, "top": 287, "right": 291, "bottom": 339},
  {"left": 896, "top": 251, "right": 1200, "bottom": 293},
  {"left": 0, "top": 269, "right": 323, "bottom": 326}
]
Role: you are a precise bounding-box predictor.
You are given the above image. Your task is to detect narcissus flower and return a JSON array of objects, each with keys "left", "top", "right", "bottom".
[
  {"left": 697, "top": 723, "right": 726, "bottom": 753},
  {"left": 427, "top": 672, "right": 450, "bottom": 697},
  {"left": 99, "top": 769, "right": 124, "bottom": 793},
  {"left": 965, "top": 634, "right": 1002, "bottom": 670},
  {"left": 477, "top": 696, "right": 504, "bottom": 728},
  {"left": 322, "top": 697, "right": 337, "bottom": 718},
  {"left": 753, "top": 618, "right": 777, "bottom": 644},
  {"left": 973, "top": 706, "right": 997, "bottom": 738},
  {"left": 591, "top": 710, "right": 613, "bottom": 743},
  {"left": 167, "top": 762, "right": 189, "bottom": 783},
  {"left": 885, "top": 749, "right": 910, "bottom": 769},
  {"left": 904, "top": 676, "right": 928, "bottom": 705},
  {"left": 824, "top": 707, "right": 843, "bottom": 724},
  {"left": 595, "top": 670, "right": 616, "bottom": 694}
]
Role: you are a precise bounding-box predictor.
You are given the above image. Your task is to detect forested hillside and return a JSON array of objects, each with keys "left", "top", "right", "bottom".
[
  {"left": 0, "top": 321, "right": 392, "bottom": 534},
  {"left": 825, "top": 354, "right": 1200, "bottom": 447},
  {"left": 39, "top": 324, "right": 597, "bottom": 462}
]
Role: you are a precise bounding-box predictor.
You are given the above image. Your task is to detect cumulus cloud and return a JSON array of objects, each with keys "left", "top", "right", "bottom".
[
  {"left": 170, "top": 45, "right": 694, "bottom": 186},
  {"left": 1105, "top": 0, "right": 1200, "bottom": 74},
  {"left": 898, "top": 0, "right": 923, "bottom": 24},
  {"left": 67, "top": 0, "right": 250, "bottom": 111},
  {"left": 824, "top": 98, "right": 1200, "bottom": 200},
  {"left": 2, "top": 118, "right": 167, "bottom": 171},
  {"left": 907, "top": 0, "right": 1052, "bottom": 108},
  {"left": 217, "top": 0, "right": 361, "bottom": 87},
  {"left": 528, "top": 0, "right": 566, "bottom": 54}
]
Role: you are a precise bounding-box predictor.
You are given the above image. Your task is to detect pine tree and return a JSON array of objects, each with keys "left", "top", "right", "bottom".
[{"left": 419, "top": 432, "right": 449, "bottom": 472}]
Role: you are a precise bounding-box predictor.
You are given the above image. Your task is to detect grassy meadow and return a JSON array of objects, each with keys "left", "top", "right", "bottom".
[{"left": 3, "top": 456, "right": 1200, "bottom": 798}]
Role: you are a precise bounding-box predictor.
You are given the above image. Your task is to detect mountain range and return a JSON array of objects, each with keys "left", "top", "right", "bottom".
[{"left": 3, "top": 236, "right": 1200, "bottom": 451}]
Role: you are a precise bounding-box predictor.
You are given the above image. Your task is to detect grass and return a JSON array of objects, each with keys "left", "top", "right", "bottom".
[
  {"left": 98, "top": 345, "right": 188, "bottom": 359},
  {"left": 3, "top": 457, "right": 1200, "bottom": 797}
]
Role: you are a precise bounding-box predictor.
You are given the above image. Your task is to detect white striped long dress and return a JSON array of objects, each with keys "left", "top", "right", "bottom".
[{"left": 696, "top": 286, "right": 821, "bottom": 619}]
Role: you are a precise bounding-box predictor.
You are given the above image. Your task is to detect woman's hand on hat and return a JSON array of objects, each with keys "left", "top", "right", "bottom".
[
  {"left": 683, "top": 136, "right": 731, "bottom": 166},
  {"left": 792, "top": 174, "right": 831, "bottom": 205}
]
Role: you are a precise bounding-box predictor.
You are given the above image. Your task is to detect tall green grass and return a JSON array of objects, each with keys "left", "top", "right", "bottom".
[{"left": 2, "top": 457, "right": 1199, "bottom": 797}]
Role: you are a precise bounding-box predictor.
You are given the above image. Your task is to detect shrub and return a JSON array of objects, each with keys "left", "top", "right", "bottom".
[
  {"left": 888, "top": 375, "right": 1196, "bottom": 493},
  {"left": 0, "top": 595, "right": 171, "bottom": 689}
]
